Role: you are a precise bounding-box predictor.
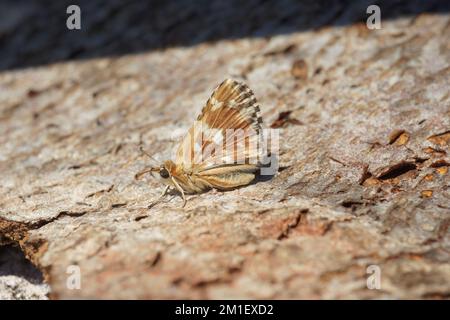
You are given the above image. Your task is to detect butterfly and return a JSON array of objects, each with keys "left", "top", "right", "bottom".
[{"left": 136, "top": 79, "right": 267, "bottom": 207}]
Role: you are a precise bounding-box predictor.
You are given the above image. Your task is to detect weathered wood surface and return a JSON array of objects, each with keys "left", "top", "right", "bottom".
[{"left": 0, "top": 0, "right": 449, "bottom": 299}]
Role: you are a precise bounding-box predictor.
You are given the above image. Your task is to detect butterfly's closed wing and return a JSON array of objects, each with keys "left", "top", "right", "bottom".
[
  {"left": 175, "top": 79, "right": 265, "bottom": 190},
  {"left": 197, "top": 79, "right": 263, "bottom": 133}
]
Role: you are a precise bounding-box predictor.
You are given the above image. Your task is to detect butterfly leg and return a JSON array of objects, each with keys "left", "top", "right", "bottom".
[
  {"left": 158, "top": 185, "right": 170, "bottom": 200},
  {"left": 180, "top": 189, "right": 186, "bottom": 208},
  {"left": 148, "top": 185, "right": 170, "bottom": 209},
  {"left": 171, "top": 177, "right": 187, "bottom": 208}
]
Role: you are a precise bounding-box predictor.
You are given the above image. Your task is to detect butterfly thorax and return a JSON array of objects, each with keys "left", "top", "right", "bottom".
[{"left": 161, "top": 159, "right": 209, "bottom": 194}]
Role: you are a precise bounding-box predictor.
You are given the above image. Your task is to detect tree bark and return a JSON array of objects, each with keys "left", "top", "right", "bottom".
[{"left": 0, "top": 1, "right": 449, "bottom": 299}]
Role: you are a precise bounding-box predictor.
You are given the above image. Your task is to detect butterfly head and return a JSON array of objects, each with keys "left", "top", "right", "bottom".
[{"left": 158, "top": 166, "right": 170, "bottom": 179}]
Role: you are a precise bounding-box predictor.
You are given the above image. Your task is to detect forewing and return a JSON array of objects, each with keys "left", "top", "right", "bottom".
[{"left": 176, "top": 79, "right": 264, "bottom": 173}]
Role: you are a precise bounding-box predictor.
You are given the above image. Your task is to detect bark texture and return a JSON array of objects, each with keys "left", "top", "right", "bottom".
[{"left": 0, "top": 0, "right": 449, "bottom": 299}]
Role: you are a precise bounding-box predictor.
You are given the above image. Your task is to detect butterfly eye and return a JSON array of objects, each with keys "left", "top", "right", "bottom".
[{"left": 159, "top": 168, "right": 170, "bottom": 179}]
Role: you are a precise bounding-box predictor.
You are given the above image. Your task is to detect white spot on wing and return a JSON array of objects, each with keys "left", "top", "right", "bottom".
[
  {"left": 213, "top": 132, "right": 224, "bottom": 144},
  {"left": 228, "top": 99, "right": 237, "bottom": 107},
  {"left": 210, "top": 97, "right": 223, "bottom": 111}
]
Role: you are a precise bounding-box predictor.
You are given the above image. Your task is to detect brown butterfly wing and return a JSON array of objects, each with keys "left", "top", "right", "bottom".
[{"left": 197, "top": 79, "right": 263, "bottom": 134}]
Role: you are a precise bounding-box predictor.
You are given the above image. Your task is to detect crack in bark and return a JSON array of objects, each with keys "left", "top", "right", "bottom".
[
  {"left": 26, "top": 210, "right": 89, "bottom": 230},
  {"left": 377, "top": 161, "right": 417, "bottom": 180}
]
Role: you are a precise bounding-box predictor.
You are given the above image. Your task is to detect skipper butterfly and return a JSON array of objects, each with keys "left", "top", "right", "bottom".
[{"left": 136, "top": 79, "right": 268, "bottom": 207}]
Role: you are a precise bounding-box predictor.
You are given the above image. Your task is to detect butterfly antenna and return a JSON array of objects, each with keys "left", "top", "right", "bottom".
[
  {"left": 135, "top": 167, "right": 158, "bottom": 180},
  {"left": 139, "top": 146, "right": 159, "bottom": 163}
]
